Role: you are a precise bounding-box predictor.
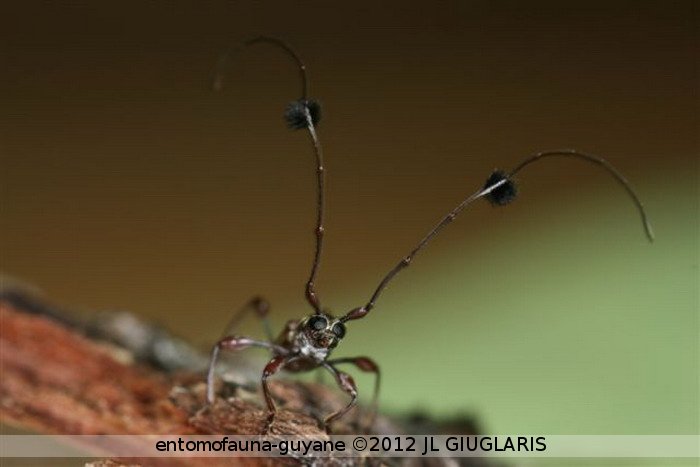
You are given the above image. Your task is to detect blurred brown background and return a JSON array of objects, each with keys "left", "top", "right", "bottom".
[{"left": 1, "top": 0, "right": 697, "bottom": 442}]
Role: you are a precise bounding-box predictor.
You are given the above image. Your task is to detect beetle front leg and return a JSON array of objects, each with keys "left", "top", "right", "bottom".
[
  {"left": 321, "top": 363, "right": 358, "bottom": 434},
  {"left": 261, "top": 354, "right": 289, "bottom": 434}
]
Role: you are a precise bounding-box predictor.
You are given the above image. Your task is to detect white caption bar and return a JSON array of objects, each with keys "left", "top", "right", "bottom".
[{"left": 1, "top": 435, "right": 698, "bottom": 458}]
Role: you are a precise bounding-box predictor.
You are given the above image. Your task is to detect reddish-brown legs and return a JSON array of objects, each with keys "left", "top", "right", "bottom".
[
  {"left": 321, "top": 363, "right": 358, "bottom": 434},
  {"left": 221, "top": 296, "right": 273, "bottom": 341},
  {"left": 207, "top": 336, "right": 287, "bottom": 404},
  {"left": 330, "top": 356, "right": 381, "bottom": 433},
  {"left": 261, "top": 355, "right": 290, "bottom": 433}
]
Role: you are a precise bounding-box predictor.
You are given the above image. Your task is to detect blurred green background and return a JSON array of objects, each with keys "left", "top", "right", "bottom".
[{"left": 0, "top": 0, "right": 697, "bottom": 463}]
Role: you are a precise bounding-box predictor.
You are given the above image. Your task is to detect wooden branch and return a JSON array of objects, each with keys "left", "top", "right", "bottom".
[
  {"left": 0, "top": 293, "right": 485, "bottom": 466},
  {"left": 1, "top": 302, "right": 192, "bottom": 435}
]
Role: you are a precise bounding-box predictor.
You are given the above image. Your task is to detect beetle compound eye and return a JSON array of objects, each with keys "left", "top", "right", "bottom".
[
  {"left": 284, "top": 99, "right": 322, "bottom": 129},
  {"left": 332, "top": 322, "right": 346, "bottom": 339},
  {"left": 308, "top": 315, "right": 328, "bottom": 330},
  {"left": 483, "top": 170, "right": 518, "bottom": 206}
]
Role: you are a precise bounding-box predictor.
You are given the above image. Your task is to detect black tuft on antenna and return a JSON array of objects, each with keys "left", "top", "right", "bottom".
[
  {"left": 284, "top": 99, "right": 322, "bottom": 129},
  {"left": 483, "top": 170, "right": 518, "bottom": 206}
]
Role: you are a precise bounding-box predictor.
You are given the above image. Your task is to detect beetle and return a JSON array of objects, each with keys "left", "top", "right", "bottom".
[{"left": 205, "top": 36, "right": 654, "bottom": 434}]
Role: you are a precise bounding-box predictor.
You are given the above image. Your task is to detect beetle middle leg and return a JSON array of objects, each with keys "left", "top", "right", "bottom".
[{"left": 206, "top": 336, "right": 287, "bottom": 403}]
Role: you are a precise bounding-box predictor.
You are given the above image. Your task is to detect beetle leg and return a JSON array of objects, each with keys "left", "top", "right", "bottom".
[
  {"left": 221, "top": 296, "right": 274, "bottom": 341},
  {"left": 206, "top": 336, "right": 286, "bottom": 404},
  {"left": 321, "top": 363, "right": 358, "bottom": 434},
  {"left": 260, "top": 354, "right": 290, "bottom": 434},
  {"left": 329, "top": 356, "right": 381, "bottom": 433}
]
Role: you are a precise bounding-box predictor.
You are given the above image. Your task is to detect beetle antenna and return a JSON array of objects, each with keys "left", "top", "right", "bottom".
[
  {"left": 212, "top": 35, "right": 308, "bottom": 99},
  {"left": 212, "top": 36, "right": 325, "bottom": 314},
  {"left": 508, "top": 150, "right": 654, "bottom": 241},
  {"left": 342, "top": 150, "right": 653, "bottom": 322}
]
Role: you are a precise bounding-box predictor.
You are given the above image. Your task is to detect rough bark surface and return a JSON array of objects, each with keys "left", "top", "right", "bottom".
[{"left": 0, "top": 293, "right": 487, "bottom": 466}]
